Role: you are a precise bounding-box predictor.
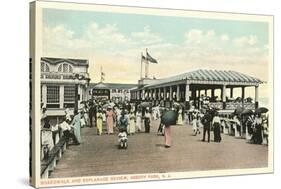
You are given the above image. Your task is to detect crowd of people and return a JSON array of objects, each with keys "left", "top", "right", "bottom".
[
  {"left": 40, "top": 98, "right": 269, "bottom": 155},
  {"left": 186, "top": 107, "right": 269, "bottom": 145}
]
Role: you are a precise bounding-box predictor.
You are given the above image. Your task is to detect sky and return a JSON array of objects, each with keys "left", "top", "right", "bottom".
[{"left": 42, "top": 8, "right": 270, "bottom": 105}]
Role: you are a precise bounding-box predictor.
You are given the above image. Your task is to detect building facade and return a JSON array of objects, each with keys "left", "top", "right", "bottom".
[
  {"left": 89, "top": 82, "right": 137, "bottom": 103},
  {"left": 40, "top": 57, "right": 90, "bottom": 116}
]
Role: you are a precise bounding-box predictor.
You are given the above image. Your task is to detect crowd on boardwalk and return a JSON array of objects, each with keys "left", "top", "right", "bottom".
[
  {"left": 187, "top": 106, "right": 269, "bottom": 144},
  {"left": 40, "top": 98, "right": 269, "bottom": 155}
]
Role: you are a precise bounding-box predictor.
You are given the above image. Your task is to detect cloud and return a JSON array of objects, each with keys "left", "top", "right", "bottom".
[
  {"left": 42, "top": 24, "right": 269, "bottom": 88},
  {"left": 184, "top": 29, "right": 216, "bottom": 45},
  {"left": 233, "top": 35, "right": 258, "bottom": 47},
  {"left": 131, "top": 25, "right": 163, "bottom": 46},
  {"left": 220, "top": 34, "right": 229, "bottom": 41}
]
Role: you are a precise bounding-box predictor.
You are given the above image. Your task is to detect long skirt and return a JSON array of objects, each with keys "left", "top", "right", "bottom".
[
  {"left": 213, "top": 123, "right": 221, "bottom": 142},
  {"left": 96, "top": 118, "right": 103, "bottom": 135},
  {"left": 106, "top": 117, "right": 114, "bottom": 134},
  {"left": 177, "top": 114, "right": 183, "bottom": 125},
  {"left": 164, "top": 126, "right": 172, "bottom": 147},
  {"left": 136, "top": 118, "right": 142, "bottom": 131},
  {"left": 129, "top": 120, "right": 136, "bottom": 134},
  {"left": 144, "top": 118, "right": 150, "bottom": 133}
]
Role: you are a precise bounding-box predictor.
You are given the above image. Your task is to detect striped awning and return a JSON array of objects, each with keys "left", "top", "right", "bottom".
[{"left": 143, "top": 69, "right": 263, "bottom": 88}]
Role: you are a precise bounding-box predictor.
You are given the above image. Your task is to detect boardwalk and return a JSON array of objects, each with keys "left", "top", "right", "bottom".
[{"left": 50, "top": 120, "right": 268, "bottom": 178}]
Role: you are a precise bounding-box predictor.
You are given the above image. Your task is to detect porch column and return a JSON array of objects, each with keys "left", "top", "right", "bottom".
[
  {"left": 169, "top": 86, "right": 173, "bottom": 101},
  {"left": 59, "top": 85, "right": 64, "bottom": 109},
  {"left": 222, "top": 84, "right": 226, "bottom": 109},
  {"left": 138, "top": 91, "right": 141, "bottom": 100},
  {"left": 185, "top": 83, "right": 190, "bottom": 109},
  {"left": 176, "top": 85, "right": 180, "bottom": 101},
  {"left": 255, "top": 85, "right": 259, "bottom": 108},
  {"left": 241, "top": 86, "right": 245, "bottom": 107},
  {"left": 230, "top": 87, "right": 234, "bottom": 98},
  {"left": 211, "top": 89, "right": 215, "bottom": 99},
  {"left": 142, "top": 90, "right": 145, "bottom": 101},
  {"left": 156, "top": 88, "right": 161, "bottom": 100},
  {"left": 163, "top": 87, "right": 167, "bottom": 101},
  {"left": 198, "top": 90, "right": 201, "bottom": 109},
  {"left": 205, "top": 89, "right": 208, "bottom": 96},
  {"left": 42, "top": 84, "right": 47, "bottom": 106}
]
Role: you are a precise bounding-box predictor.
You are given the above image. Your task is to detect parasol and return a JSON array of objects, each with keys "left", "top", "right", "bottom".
[
  {"left": 161, "top": 110, "right": 177, "bottom": 126},
  {"left": 241, "top": 109, "right": 254, "bottom": 115},
  {"left": 234, "top": 106, "right": 244, "bottom": 115},
  {"left": 255, "top": 107, "right": 268, "bottom": 114}
]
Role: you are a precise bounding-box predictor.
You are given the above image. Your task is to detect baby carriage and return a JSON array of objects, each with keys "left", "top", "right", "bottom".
[{"left": 118, "top": 127, "right": 128, "bottom": 149}]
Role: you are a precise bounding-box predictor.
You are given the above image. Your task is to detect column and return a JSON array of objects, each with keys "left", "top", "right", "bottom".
[
  {"left": 255, "top": 85, "right": 259, "bottom": 108},
  {"left": 176, "top": 85, "right": 180, "bottom": 101},
  {"left": 211, "top": 89, "right": 215, "bottom": 99},
  {"left": 163, "top": 87, "right": 167, "bottom": 101},
  {"left": 142, "top": 90, "right": 145, "bottom": 101},
  {"left": 169, "top": 86, "right": 173, "bottom": 101},
  {"left": 241, "top": 86, "right": 245, "bottom": 107},
  {"left": 59, "top": 85, "right": 64, "bottom": 109},
  {"left": 230, "top": 87, "right": 233, "bottom": 98},
  {"left": 198, "top": 90, "right": 201, "bottom": 109},
  {"left": 185, "top": 83, "right": 190, "bottom": 109},
  {"left": 205, "top": 89, "right": 208, "bottom": 96},
  {"left": 222, "top": 84, "right": 226, "bottom": 109},
  {"left": 156, "top": 88, "right": 159, "bottom": 100},
  {"left": 42, "top": 84, "right": 47, "bottom": 106}
]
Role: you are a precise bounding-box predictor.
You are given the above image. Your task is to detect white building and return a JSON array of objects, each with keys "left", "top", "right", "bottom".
[
  {"left": 40, "top": 57, "right": 90, "bottom": 116},
  {"left": 89, "top": 82, "right": 137, "bottom": 103}
]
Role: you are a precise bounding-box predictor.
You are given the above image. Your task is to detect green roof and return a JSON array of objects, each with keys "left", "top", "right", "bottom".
[{"left": 143, "top": 69, "right": 263, "bottom": 88}]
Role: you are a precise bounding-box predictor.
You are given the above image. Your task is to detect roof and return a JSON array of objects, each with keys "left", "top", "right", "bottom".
[
  {"left": 143, "top": 69, "right": 263, "bottom": 88},
  {"left": 41, "top": 57, "right": 89, "bottom": 66},
  {"left": 90, "top": 82, "right": 138, "bottom": 90}
]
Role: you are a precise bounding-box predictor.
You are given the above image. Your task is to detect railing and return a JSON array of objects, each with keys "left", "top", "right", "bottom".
[
  {"left": 209, "top": 102, "right": 255, "bottom": 110},
  {"left": 40, "top": 125, "right": 67, "bottom": 178},
  {"left": 41, "top": 72, "right": 89, "bottom": 81}
]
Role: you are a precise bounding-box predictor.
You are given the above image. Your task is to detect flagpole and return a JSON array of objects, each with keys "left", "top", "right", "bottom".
[
  {"left": 140, "top": 52, "right": 143, "bottom": 79},
  {"left": 100, "top": 66, "right": 102, "bottom": 83}
]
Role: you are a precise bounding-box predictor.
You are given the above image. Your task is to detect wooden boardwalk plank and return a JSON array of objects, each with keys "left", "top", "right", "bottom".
[{"left": 50, "top": 120, "right": 268, "bottom": 178}]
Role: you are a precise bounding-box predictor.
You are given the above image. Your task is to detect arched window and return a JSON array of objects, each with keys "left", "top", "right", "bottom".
[
  {"left": 58, "top": 63, "right": 73, "bottom": 73},
  {"left": 41, "top": 62, "right": 50, "bottom": 72}
]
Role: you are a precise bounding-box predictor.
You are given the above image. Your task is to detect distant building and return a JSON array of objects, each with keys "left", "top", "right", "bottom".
[
  {"left": 89, "top": 82, "right": 137, "bottom": 103},
  {"left": 40, "top": 57, "right": 90, "bottom": 116}
]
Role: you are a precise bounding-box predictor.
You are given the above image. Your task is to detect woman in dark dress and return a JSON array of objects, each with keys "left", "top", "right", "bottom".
[
  {"left": 144, "top": 109, "right": 151, "bottom": 133},
  {"left": 212, "top": 113, "right": 221, "bottom": 142}
]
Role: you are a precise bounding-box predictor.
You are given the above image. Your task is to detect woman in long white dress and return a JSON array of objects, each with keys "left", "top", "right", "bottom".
[
  {"left": 128, "top": 111, "right": 136, "bottom": 135},
  {"left": 136, "top": 109, "right": 142, "bottom": 132},
  {"left": 177, "top": 108, "right": 183, "bottom": 125}
]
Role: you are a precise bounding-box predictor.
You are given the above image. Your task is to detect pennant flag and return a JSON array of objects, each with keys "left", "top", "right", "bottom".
[{"left": 146, "top": 52, "right": 158, "bottom": 63}]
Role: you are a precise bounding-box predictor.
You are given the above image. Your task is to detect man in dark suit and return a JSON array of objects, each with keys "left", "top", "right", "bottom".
[{"left": 201, "top": 110, "right": 212, "bottom": 142}]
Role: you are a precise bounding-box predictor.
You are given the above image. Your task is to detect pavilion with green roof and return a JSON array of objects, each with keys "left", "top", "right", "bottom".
[{"left": 130, "top": 69, "right": 263, "bottom": 110}]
